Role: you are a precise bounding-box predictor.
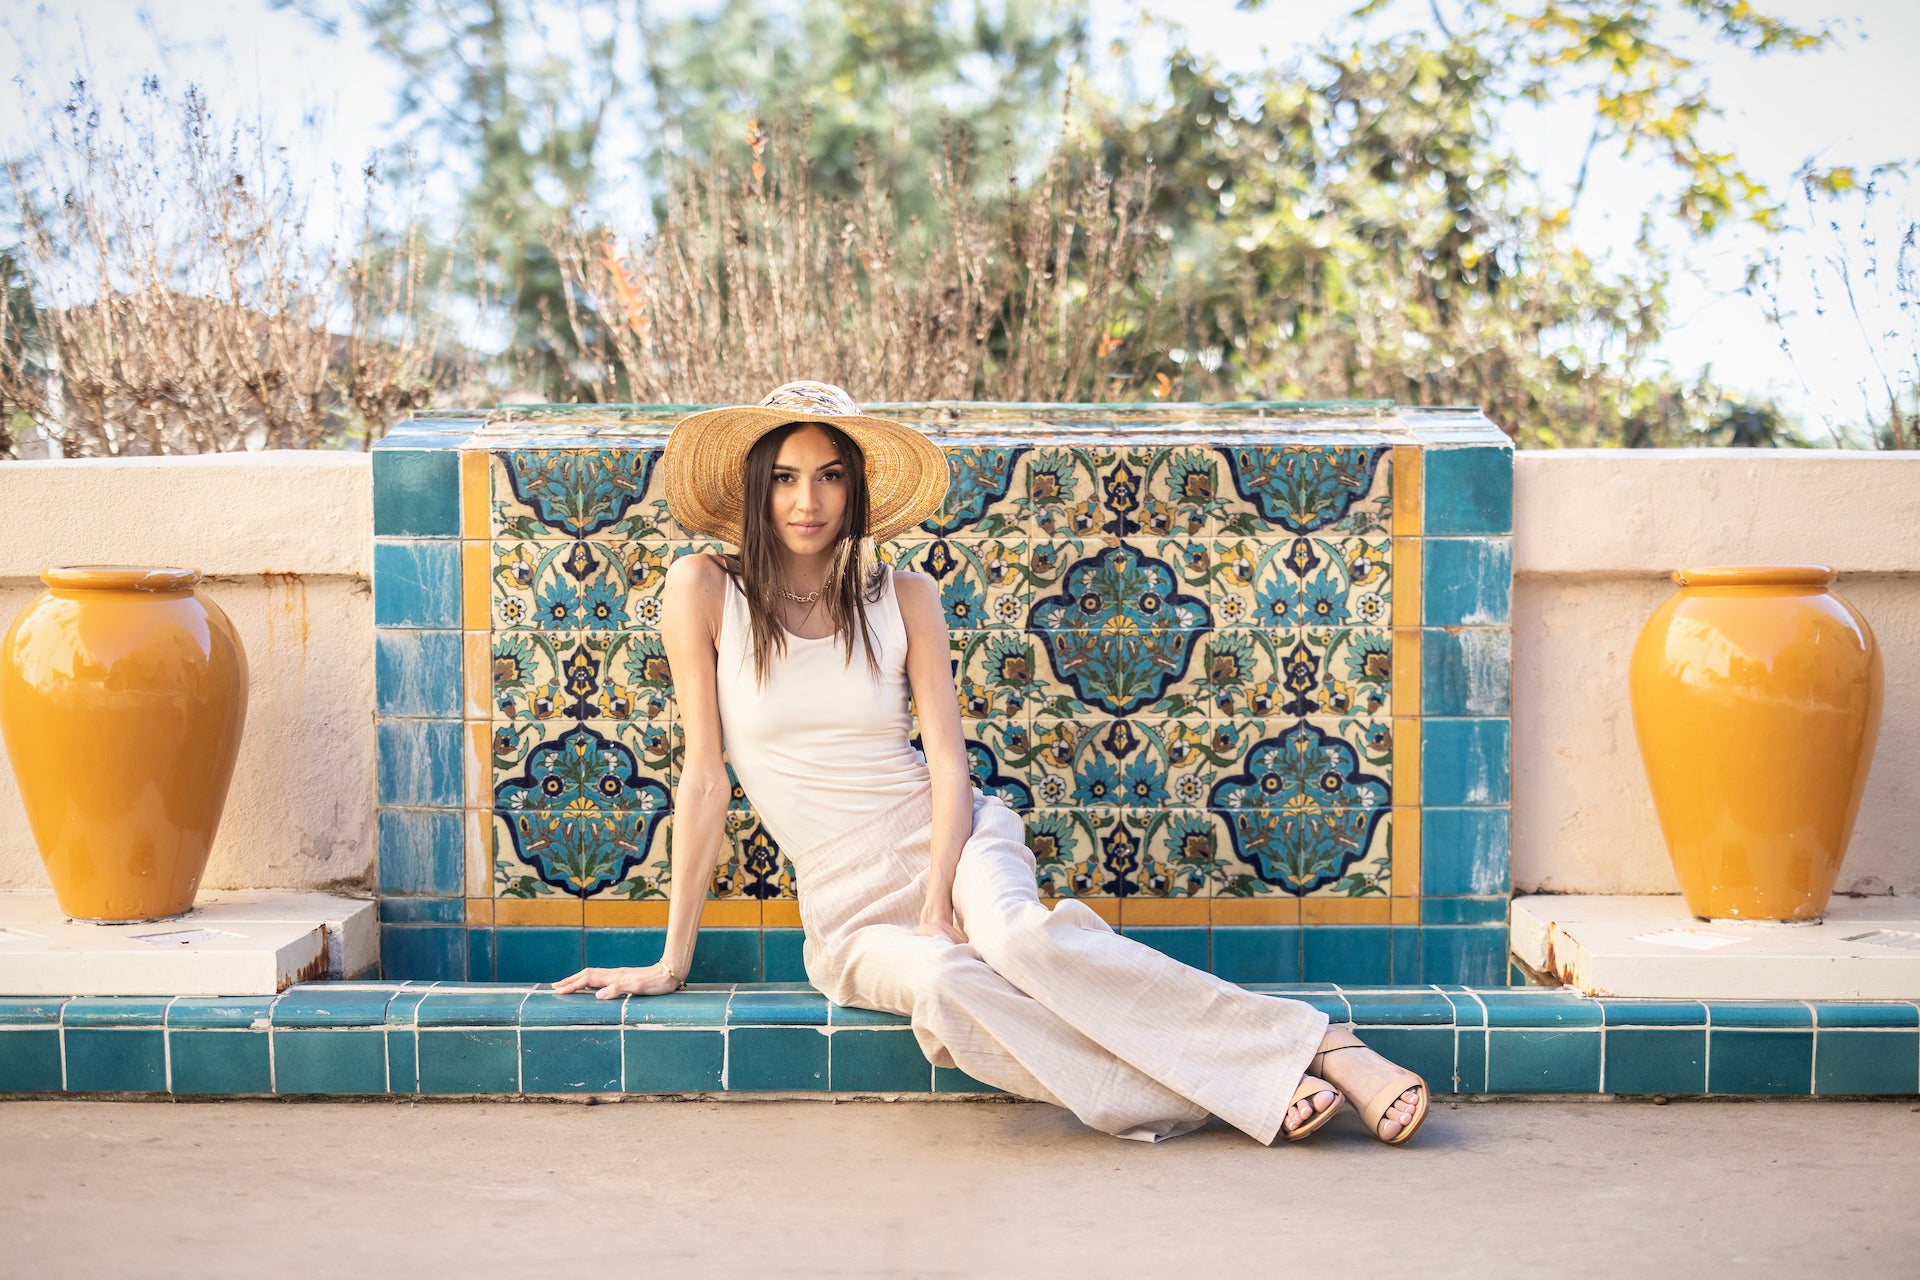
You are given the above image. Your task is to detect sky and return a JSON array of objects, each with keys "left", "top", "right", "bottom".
[{"left": 2, "top": 0, "right": 1914, "bottom": 441}]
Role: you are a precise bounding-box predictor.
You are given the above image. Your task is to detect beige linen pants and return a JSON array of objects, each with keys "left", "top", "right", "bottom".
[{"left": 792, "top": 784, "right": 1330, "bottom": 1144}]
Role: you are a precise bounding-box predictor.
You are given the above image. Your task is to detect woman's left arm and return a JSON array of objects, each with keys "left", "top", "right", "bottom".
[{"left": 897, "top": 569, "right": 974, "bottom": 943}]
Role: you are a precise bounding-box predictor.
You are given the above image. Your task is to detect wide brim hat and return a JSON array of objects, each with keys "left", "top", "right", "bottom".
[{"left": 663, "top": 380, "right": 949, "bottom": 545}]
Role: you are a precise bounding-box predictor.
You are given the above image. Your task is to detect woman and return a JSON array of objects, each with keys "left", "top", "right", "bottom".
[{"left": 555, "top": 381, "right": 1428, "bottom": 1145}]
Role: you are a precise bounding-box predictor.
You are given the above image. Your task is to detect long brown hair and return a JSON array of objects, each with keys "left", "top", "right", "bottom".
[{"left": 720, "top": 421, "right": 888, "bottom": 686}]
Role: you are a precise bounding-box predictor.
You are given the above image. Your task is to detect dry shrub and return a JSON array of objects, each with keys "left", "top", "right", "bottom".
[
  {"left": 548, "top": 123, "right": 1163, "bottom": 404},
  {"left": 0, "top": 80, "right": 484, "bottom": 457}
]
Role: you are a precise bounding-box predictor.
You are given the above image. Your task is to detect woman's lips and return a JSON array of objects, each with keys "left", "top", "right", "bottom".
[{"left": 791, "top": 522, "right": 825, "bottom": 532}]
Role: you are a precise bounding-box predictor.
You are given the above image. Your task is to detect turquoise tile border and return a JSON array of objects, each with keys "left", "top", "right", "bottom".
[
  {"left": 1421, "top": 627, "right": 1511, "bottom": 717},
  {"left": 1422, "top": 445, "right": 1513, "bottom": 534},
  {"left": 624, "top": 1028, "right": 723, "bottom": 1090},
  {"left": 1421, "top": 719, "right": 1511, "bottom": 806},
  {"left": 169, "top": 1030, "right": 272, "bottom": 1094},
  {"left": 372, "top": 540, "right": 462, "bottom": 628},
  {"left": 376, "top": 810, "right": 463, "bottom": 896},
  {"left": 830, "top": 1028, "right": 935, "bottom": 1091},
  {"left": 1423, "top": 537, "right": 1513, "bottom": 626},
  {"left": 0, "top": 1029, "right": 62, "bottom": 1091},
  {"left": 6, "top": 984, "right": 1916, "bottom": 1099},
  {"left": 374, "top": 630, "right": 463, "bottom": 718},
  {"left": 728, "top": 1026, "right": 828, "bottom": 1091},
  {"left": 63, "top": 1028, "right": 164, "bottom": 1092},
  {"left": 376, "top": 720, "right": 464, "bottom": 808},
  {"left": 1422, "top": 809, "right": 1511, "bottom": 897},
  {"left": 371, "top": 448, "right": 461, "bottom": 537},
  {"left": 1603, "top": 1028, "right": 1706, "bottom": 1094}
]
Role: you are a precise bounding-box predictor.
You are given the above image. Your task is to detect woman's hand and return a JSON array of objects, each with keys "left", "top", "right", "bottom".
[
  {"left": 552, "top": 964, "right": 683, "bottom": 1000},
  {"left": 913, "top": 898, "right": 968, "bottom": 945}
]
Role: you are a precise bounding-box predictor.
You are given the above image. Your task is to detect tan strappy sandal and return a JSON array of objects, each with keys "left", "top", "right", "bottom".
[
  {"left": 1310, "top": 1025, "right": 1429, "bottom": 1145},
  {"left": 1281, "top": 1073, "right": 1344, "bottom": 1142}
]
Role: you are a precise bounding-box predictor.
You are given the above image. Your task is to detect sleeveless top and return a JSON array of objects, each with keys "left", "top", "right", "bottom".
[{"left": 714, "top": 565, "right": 933, "bottom": 854}]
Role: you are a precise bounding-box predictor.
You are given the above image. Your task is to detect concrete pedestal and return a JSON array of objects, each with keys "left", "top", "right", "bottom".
[
  {"left": 0, "top": 891, "right": 377, "bottom": 995},
  {"left": 1510, "top": 894, "right": 1920, "bottom": 999}
]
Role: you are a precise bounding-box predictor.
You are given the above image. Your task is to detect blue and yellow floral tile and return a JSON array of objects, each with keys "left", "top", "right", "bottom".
[
  {"left": 1206, "top": 535, "right": 1392, "bottom": 629},
  {"left": 490, "top": 631, "right": 675, "bottom": 722},
  {"left": 880, "top": 538, "right": 1027, "bottom": 629},
  {"left": 490, "top": 719, "right": 677, "bottom": 813},
  {"left": 1214, "top": 443, "right": 1395, "bottom": 538},
  {"left": 1212, "top": 806, "right": 1395, "bottom": 899},
  {"left": 1027, "top": 717, "right": 1220, "bottom": 811},
  {"left": 491, "top": 807, "right": 671, "bottom": 902},
  {"left": 489, "top": 539, "right": 681, "bottom": 632},
  {"left": 490, "top": 449, "right": 682, "bottom": 541},
  {"left": 1206, "top": 716, "right": 1394, "bottom": 812},
  {"left": 710, "top": 810, "right": 792, "bottom": 902}
]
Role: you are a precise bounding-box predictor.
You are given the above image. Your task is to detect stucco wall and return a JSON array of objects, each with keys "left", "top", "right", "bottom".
[
  {"left": 1511, "top": 450, "right": 1918, "bottom": 896},
  {"left": 0, "top": 454, "right": 373, "bottom": 892},
  {"left": 0, "top": 447, "right": 1914, "bottom": 896}
]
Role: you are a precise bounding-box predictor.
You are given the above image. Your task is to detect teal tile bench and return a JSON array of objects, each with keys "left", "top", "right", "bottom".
[{"left": 5, "top": 986, "right": 1915, "bottom": 1099}]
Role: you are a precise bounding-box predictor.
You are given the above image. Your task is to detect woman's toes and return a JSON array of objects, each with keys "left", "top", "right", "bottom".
[{"left": 1312, "top": 1088, "right": 1337, "bottom": 1114}]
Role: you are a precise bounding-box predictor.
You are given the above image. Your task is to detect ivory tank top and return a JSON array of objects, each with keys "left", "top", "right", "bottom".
[{"left": 714, "top": 565, "right": 933, "bottom": 854}]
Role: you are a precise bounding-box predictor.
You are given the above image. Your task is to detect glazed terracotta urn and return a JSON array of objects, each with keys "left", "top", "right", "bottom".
[
  {"left": 1628, "top": 565, "right": 1882, "bottom": 921},
  {"left": 0, "top": 566, "right": 248, "bottom": 922}
]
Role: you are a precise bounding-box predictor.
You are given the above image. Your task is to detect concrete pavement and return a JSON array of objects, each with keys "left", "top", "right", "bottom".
[{"left": 2, "top": 1096, "right": 1916, "bottom": 1278}]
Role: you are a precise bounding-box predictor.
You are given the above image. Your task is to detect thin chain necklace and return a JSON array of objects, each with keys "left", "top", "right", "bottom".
[{"left": 777, "top": 584, "right": 821, "bottom": 605}]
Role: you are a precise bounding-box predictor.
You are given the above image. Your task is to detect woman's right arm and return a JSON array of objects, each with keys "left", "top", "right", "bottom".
[{"left": 553, "top": 552, "right": 729, "bottom": 999}]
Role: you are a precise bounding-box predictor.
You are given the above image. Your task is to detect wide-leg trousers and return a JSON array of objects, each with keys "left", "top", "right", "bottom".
[{"left": 791, "top": 784, "right": 1330, "bottom": 1144}]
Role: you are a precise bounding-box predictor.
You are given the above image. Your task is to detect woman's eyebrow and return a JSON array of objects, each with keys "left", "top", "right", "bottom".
[{"left": 770, "top": 462, "right": 844, "bottom": 474}]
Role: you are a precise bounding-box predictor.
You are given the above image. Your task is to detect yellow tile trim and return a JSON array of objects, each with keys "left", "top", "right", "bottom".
[
  {"left": 1301, "top": 896, "right": 1391, "bottom": 925},
  {"left": 463, "top": 631, "right": 491, "bottom": 720},
  {"left": 464, "top": 722, "right": 490, "bottom": 810},
  {"left": 1119, "top": 897, "right": 1210, "bottom": 926},
  {"left": 1391, "top": 897, "right": 1422, "bottom": 925},
  {"left": 1392, "top": 718, "right": 1421, "bottom": 808},
  {"left": 586, "top": 900, "right": 670, "bottom": 927},
  {"left": 762, "top": 900, "right": 804, "bottom": 929},
  {"left": 701, "top": 899, "right": 761, "bottom": 927},
  {"left": 494, "top": 897, "right": 584, "bottom": 926},
  {"left": 1210, "top": 897, "right": 1301, "bottom": 925},
  {"left": 1392, "top": 807, "right": 1421, "bottom": 898},
  {"left": 462, "top": 540, "right": 490, "bottom": 631},
  {"left": 1392, "top": 629, "right": 1420, "bottom": 721},
  {"left": 461, "top": 448, "right": 489, "bottom": 540},
  {"left": 465, "top": 810, "right": 493, "bottom": 898},
  {"left": 1042, "top": 896, "right": 1120, "bottom": 925},
  {"left": 465, "top": 897, "right": 495, "bottom": 925},
  {"left": 1392, "top": 536, "right": 1421, "bottom": 628},
  {"left": 1391, "top": 444, "right": 1422, "bottom": 538}
]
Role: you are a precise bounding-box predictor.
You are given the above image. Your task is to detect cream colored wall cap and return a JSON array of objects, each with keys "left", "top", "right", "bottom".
[{"left": 1515, "top": 450, "right": 1920, "bottom": 577}]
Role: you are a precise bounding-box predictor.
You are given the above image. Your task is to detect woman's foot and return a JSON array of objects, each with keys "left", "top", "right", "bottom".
[
  {"left": 1310, "top": 1026, "right": 1429, "bottom": 1144},
  {"left": 1280, "top": 1074, "right": 1342, "bottom": 1141}
]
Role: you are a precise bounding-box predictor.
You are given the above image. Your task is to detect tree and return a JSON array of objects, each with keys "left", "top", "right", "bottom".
[{"left": 1079, "top": 0, "right": 1834, "bottom": 442}]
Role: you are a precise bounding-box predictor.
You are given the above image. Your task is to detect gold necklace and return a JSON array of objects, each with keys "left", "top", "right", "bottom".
[{"left": 778, "top": 584, "right": 821, "bottom": 604}]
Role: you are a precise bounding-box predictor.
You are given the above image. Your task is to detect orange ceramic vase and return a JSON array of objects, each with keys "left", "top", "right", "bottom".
[
  {"left": 0, "top": 567, "right": 248, "bottom": 922},
  {"left": 1628, "top": 565, "right": 1882, "bottom": 920}
]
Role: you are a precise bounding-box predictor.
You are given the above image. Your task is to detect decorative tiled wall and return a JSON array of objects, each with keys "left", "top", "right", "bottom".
[{"left": 372, "top": 404, "right": 1513, "bottom": 986}]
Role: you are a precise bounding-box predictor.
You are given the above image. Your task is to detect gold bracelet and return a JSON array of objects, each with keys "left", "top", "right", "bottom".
[{"left": 659, "top": 960, "right": 685, "bottom": 990}]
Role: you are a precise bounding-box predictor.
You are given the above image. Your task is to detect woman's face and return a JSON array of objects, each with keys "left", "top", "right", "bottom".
[{"left": 768, "top": 423, "right": 850, "bottom": 557}]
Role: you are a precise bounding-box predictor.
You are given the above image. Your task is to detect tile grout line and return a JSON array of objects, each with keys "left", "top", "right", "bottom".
[
  {"left": 163, "top": 996, "right": 179, "bottom": 1094},
  {"left": 1803, "top": 999, "right": 1821, "bottom": 1095},
  {"left": 57, "top": 998, "right": 68, "bottom": 1092},
  {"left": 515, "top": 989, "right": 534, "bottom": 1092},
  {"left": 1702, "top": 1002, "right": 1713, "bottom": 1095},
  {"left": 267, "top": 988, "right": 286, "bottom": 1095}
]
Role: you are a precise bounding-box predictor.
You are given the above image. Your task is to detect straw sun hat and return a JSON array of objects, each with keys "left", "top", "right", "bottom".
[{"left": 663, "top": 381, "right": 950, "bottom": 545}]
